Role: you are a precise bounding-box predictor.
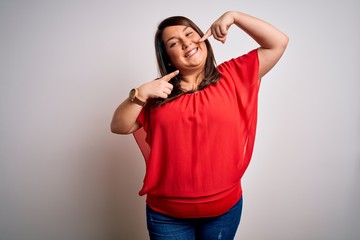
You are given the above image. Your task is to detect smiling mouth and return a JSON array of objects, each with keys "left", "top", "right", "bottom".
[{"left": 185, "top": 47, "right": 198, "bottom": 58}]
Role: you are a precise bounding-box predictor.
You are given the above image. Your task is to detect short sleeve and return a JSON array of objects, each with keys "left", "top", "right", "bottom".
[
  {"left": 218, "top": 49, "right": 259, "bottom": 120},
  {"left": 217, "top": 49, "right": 260, "bottom": 175},
  {"left": 133, "top": 107, "right": 151, "bottom": 163},
  {"left": 137, "top": 107, "right": 146, "bottom": 127}
]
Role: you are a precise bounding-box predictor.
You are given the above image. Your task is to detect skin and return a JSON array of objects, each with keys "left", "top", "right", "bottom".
[
  {"left": 110, "top": 11, "right": 289, "bottom": 134},
  {"left": 200, "top": 11, "right": 289, "bottom": 78},
  {"left": 162, "top": 25, "right": 208, "bottom": 91}
]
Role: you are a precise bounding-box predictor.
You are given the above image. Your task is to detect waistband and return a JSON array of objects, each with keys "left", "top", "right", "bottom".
[{"left": 146, "top": 183, "right": 242, "bottom": 218}]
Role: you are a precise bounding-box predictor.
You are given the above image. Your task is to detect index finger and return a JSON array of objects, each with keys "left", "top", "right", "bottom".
[
  {"left": 199, "top": 29, "right": 212, "bottom": 42},
  {"left": 162, "top": 70, "right": 180, "bottom": 82}
]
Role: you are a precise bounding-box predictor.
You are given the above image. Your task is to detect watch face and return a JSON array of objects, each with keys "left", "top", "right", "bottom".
[
  {"left": 128, "top": 88, "right": 146, "bottom": 106},
  {"left": 129, "top": 88, "right": 136, "bottom": 99}
]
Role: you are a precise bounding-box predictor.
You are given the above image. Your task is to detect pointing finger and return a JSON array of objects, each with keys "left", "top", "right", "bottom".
[
  {"left": 162, "top": 70, "right": 180, "bottom": 82},
  {"left": 199, "top": 29, "right": 212, "bottom": 42}
]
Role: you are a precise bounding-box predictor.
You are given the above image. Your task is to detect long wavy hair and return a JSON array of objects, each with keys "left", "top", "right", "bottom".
[{"left": 150, "top": 16, "right": 221, "bottom": 107}]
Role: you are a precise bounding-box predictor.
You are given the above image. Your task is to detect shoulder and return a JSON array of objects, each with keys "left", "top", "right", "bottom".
[
  {"left": 217, "top": 49, "right": 259, "bottom": 72},
  {"left": 216, "top": 49, "right": 260, "bottom": 87}
]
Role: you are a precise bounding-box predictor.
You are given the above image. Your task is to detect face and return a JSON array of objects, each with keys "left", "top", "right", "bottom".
[{"left": 162, "top": 25, "right": 208, "bottom": 73}]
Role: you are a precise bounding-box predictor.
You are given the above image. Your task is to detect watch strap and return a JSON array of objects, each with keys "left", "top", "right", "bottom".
[{"left": 131, "top": 96, "right": 146, "bottom": 107}]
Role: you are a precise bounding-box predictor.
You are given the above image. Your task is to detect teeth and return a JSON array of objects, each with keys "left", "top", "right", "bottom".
[{"left": 186, "top": 48, "right": 198, "bottom": 57}]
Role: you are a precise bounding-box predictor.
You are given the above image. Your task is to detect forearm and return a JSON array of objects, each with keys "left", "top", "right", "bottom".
[
  {"left": 231, "top": 11, "right": 288, "bottom": 50},
  {"left": 223, "top": 11, "right": 288, "bottom": 77},
  {"left": 110, "top": 71, "right": 178, "bottom": 134}
]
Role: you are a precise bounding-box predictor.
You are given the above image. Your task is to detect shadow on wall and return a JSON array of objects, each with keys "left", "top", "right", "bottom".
[
  {"left": 73, "top": 130, "right": 148, "bottom": 240},
  {"left": 103, "top": 135, "right": 148, "bottom": 239}
]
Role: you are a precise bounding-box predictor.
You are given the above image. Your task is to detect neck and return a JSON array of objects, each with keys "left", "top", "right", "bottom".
[{"left": 180, "top": 71, "right": 204, "bottom": 92}]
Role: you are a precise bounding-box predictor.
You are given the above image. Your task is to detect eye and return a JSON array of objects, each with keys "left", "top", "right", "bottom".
[
  {"left": 169, "top": 42, "right": 177, "bottom": 48},
  {"left": 186, "top": 32, "right": 193, "bottom": 37}
]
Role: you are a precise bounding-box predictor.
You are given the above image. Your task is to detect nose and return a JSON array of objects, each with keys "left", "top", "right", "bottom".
[{"left": 182, "top": 40, "right": 192, "bottom": 50}]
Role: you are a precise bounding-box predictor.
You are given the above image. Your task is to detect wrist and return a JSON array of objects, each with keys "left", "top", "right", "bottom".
[
  {"left": 136, "top": 88, "right": 148, "bottom": 102},
  {"left": 134, "top": 81, "right": 159, "bottom": 102},
  {"left": 128, "top": 88, "right": 147, "bottom": 107},
  {"left": 230, "top": 11, "right": 242, "bottom": 25}
]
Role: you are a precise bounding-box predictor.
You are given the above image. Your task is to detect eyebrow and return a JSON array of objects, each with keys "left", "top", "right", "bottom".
[{"left": 165, "top": 26, "right": 189, "bottom": 44}]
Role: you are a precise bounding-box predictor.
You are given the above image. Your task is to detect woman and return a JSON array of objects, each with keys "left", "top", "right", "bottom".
[{"left": 111, "top": 11, "right": 288, "bottom": 240}]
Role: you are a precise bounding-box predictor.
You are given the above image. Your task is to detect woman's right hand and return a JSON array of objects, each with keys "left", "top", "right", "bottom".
[
  {"left": 137, "top": 70, "right": 179, "bottom": 101},
  {"left": 110, "top": 70, "right": 179, "bottom": 134}
]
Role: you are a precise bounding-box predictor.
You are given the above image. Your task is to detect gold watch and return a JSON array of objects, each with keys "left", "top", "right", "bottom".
[{"left": 129, "top": 88, "right": 146, "bottom": 107}]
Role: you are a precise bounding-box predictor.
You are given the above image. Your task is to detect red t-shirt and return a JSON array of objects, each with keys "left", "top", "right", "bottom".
[{"left": 134, "top": 49, "right": 260, "bottom": 218}]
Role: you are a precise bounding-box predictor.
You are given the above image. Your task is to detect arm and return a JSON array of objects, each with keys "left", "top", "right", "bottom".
[
  {"left": 110, "top": 70, "right": 178, "bottom": 134},
  {"left": 110, "top": 97, "right": 143, "bottom": 134},
  {"left": 200, "top": 11, "right": 289, "bottom": 78}
]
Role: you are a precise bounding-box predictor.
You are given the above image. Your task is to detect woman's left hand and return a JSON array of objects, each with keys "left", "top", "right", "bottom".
[{"left": 199, "top": 11, "right": 235, "bottom": 44}]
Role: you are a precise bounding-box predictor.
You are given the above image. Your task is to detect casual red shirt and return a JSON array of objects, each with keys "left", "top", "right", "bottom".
[{"left": 134, "top": 49, "right": 260, "bottom": 218}]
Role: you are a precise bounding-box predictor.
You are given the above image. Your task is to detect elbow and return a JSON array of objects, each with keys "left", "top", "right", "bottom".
[
  {"left": 281, "top": 34, "right": 289, "bottom": 50},
  {"left": 110, "top": 124, "right": 122, "bottom": 134},
  {"left": 110, "top": 122, "right": 131, "bottom": 135},
  {"left": 275, "top": 34, "right": 289, "bottom": 57}
]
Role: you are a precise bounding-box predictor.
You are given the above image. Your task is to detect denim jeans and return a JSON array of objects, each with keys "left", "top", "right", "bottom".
[{"left": 146, "top": 197, "right": 243, "bottom": 240}]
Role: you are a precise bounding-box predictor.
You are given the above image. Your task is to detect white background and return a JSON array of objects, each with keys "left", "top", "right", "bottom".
[{"left": 1, "top": 0, "right": 359, "bottom": 239}]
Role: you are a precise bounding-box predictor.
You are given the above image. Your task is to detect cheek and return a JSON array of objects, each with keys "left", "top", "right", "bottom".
[
  {"left": 192, "top": 35, "right": 201, "bottom": 42},
  {"left": 200, "top": 42, "right": 208, "bottom": 55},
  {"left": 166, "top": 49, "right": 181, "bottom": 62}
]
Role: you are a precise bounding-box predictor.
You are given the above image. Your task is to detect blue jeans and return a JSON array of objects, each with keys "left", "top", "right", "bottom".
[{"left": 146, "top": 197, "right": 243, "bottom": 240}]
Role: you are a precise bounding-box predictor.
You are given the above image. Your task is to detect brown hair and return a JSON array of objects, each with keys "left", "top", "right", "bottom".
[{"left": 150, "top": 16, "right": 220, "bottom": 107}]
